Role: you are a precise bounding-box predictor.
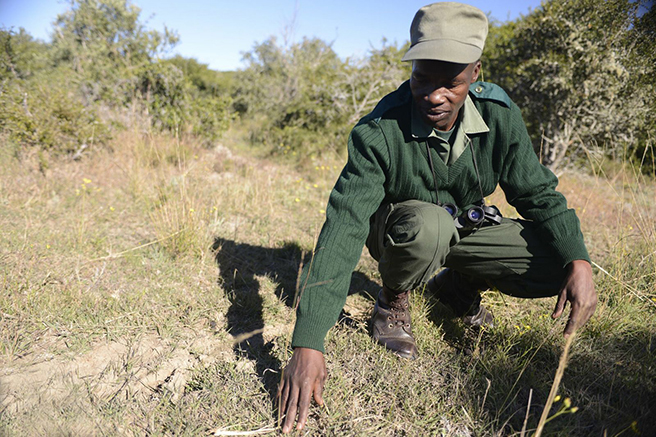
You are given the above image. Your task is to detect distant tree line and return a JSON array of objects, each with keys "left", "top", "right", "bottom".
[
  {"left": 1, "top": 0, "right": 654, "bottom": 172},
  {"left": 1, "top": 0, "right": 233, "bottom": 155}
]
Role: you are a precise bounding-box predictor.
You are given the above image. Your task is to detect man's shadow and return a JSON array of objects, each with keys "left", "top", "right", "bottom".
[{"left": 212, "top": 237, "right": 379, "bottom": 402}]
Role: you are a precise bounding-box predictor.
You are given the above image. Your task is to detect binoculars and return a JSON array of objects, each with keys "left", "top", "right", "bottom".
[{"left": 441, "top": 202, "right": 503, "bottom": 231}]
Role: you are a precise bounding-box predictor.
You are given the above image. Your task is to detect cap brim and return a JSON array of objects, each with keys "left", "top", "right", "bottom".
[{"left": 401, "top": 39, "right": 482, "bottom": 64}]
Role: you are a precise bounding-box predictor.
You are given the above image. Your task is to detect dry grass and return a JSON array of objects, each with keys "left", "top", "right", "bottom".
[{"left": 1, "top": 129, "right": 654, "bottom": 436}]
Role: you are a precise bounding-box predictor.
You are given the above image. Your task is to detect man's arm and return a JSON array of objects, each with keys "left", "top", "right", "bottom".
[
  {"left": 552, "top": 259, "right": 597, "bottom": 336},
  {"left": 495, "top": 102, "right": 596, "bottom": 333},
  {"left": 291, "top": 121, "right": 389, "bottom": 353},
  {"left": 281, "top": 121, "right": 390, "bottom": 432},
  {"left": 498, "top": 101, "right": 591, "bottom": 266}
]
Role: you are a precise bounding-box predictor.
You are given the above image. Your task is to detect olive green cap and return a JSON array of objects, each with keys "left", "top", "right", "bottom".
[{"left": 402, "top": 2, "right": 488, "bottom": 64}]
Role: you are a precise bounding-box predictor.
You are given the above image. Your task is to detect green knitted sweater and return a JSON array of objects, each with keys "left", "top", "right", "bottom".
[{"left": 292, "top": 81, "right": 589, "bottom": 352}]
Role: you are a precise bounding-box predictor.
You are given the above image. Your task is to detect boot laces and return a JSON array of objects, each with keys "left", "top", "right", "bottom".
[{"left": 387, "top": 298, "right": 410, "bottom": 328}]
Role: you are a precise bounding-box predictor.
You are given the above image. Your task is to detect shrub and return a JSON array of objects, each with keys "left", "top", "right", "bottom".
[
  {"left": 483, "top": 0, "right": 655, "bottom": 172},
  {"left": 0, "top": 77, "right": 110, "bottom": 154},
  {"left": 237, "top": 37, "right": 410, "bottom": 159}
]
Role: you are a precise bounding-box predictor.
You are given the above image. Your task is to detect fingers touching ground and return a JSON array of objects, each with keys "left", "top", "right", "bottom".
[
  {"left": 552, "top": 260, "right": 597, "bottom": 337},
  {"left": 278, "top": 347, "right": 327, "bottom": 433},
  {"left": 281, "top": 385, "right": 300, "bottom": 433},
  {"left": 295, "top": 383, "right": 312, "bottom": 431}
]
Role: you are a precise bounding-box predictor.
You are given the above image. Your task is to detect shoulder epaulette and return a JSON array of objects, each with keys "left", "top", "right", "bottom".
[{"left": 469, "top": 82, "right": 511, "bottom": 108}]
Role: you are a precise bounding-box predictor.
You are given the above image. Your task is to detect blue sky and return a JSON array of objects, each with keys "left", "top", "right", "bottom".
[{"left": 0, "top": 0, "right": 543, "bottom": 71}]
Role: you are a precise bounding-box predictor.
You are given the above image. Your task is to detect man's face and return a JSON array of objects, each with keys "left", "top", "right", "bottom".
[{"left": 410, "top": 60, "right": 481, "bottom": 131}]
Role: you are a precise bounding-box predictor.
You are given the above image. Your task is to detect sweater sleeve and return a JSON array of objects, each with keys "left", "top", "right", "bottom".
[
  {"left": 291, "top": 121, "right": 390, "bottom": 352},
  {"left": 499, "top": 103, "right": 590, "bottom": 266}
]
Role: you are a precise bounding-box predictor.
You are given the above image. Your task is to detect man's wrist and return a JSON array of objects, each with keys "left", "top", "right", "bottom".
[
  {"left": 293, "top": 346, "right": 323, "bottom": 353},
  {"left": 567, "top": 259, "right": 591, "bottom": 271}
]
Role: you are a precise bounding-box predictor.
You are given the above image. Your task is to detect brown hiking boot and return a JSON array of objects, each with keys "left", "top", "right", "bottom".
[
  {"left": 427, "top": 269, "right": 494, "bottom": 328},
  {"left": 371, "top": 287, "right": 418, "bottom": 359}
]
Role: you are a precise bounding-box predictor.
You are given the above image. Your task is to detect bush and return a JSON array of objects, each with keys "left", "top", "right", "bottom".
[
  {"left": 1, "top": 0, "right": 235, "bottom": 156},
  {"left": 236, "top": 37, "right": 410, "bottom": 159},
  {"left": 483, "top": 0, "right": 655, "bottom": 171},
  {"left": 0, "top": 77, "right": 110, "bottom": 153}
]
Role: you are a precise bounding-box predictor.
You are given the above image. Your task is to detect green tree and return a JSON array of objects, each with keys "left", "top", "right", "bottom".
[
  {"left": 237, "top": 36, "right": 410, "bottom": 158},
  {"left": 237, "top": 36, "right": 346, "bottom": 156},
  {"left": 51, "top": 0, "right": 178, "bottom": 105},
  {"left": 1, "top": 28, "right": 109, "bottom": 154},
  {"left": 1, "top": 1, "right": 234, "bottom": 155},
  {"left": 165, "top": 55, "right": 236, "bottom": 98},
  {"left": 626, "top": 3, "right": 656, "bottom": 172},
  {"left": 483, "top": 0, "right": 655, "bottom": 171},
  {"left": 335, "top": 39, "right": 411, "bottom": 125},
  {"left": 138, "top": 59, "right": 233, "bottom": 145},
  {"left": 0, "top": 28, "right": 49, "bottom": 81},
  {"left": 50, "top": 0, "right": 232, "bottom": 145}
]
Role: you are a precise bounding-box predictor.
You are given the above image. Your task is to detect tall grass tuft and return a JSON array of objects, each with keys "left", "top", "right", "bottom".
[{"left": 149, "top": 176, "right": 209, "bottom": 259}]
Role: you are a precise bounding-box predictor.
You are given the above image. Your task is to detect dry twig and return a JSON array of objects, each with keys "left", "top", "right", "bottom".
[{"left": 534, "top": 331, "right": 577, "bottom": 437}]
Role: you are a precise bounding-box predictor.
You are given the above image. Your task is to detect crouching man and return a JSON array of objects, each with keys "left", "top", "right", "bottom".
[{"left": 278, "top": 2, "right": 597, "bottom": 433}]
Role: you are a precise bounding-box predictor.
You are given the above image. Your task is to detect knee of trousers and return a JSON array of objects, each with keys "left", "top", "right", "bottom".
[{"left": 376, "top": 200, "right": 459, "bottom": 291}]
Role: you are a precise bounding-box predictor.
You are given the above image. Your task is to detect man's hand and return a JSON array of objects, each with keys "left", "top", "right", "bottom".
[
  {"left": 552, "top": 259, "right": 597, "bottom": 336},
  {"left": 278, "top": 347, "right": 327, "bottom": 433}
]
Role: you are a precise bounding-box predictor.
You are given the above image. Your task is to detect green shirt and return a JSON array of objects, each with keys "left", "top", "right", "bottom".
[{"left": 292, "top": 81, "right": 590, "bottom": 352}]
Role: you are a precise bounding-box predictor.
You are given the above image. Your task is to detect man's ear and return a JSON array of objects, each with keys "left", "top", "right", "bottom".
[{"left": 470, "top": 61, "right": 481, "bottom": 83}]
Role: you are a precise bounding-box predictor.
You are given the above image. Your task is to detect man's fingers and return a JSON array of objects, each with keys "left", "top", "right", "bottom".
[
  {"left": 563, "top": 312, "right": 579, "bottom": 337},
  {"left": 565, "top": 296, "right": 593, "bottom": 336},
  {"left": 281, "top": 386, "right": 299, "bottom": 434},
  {"left": 563, "top": 320, "right": 577, "bottom": 337},
  {"left": 582, "top": 289, "right": 598, "bottom": 324},
  {"left": 553, "top": 260, "right": 596, "bottom": 336},
  {"left": 295, "top": 385, "right": 312, "bottom": 431},
  {"left": 569, "top": 294, "right": 596, "bottom": 335},
  {"left": 562, "top": 292, "right": 582, "bottom": 336},
  {"left": 551, "top": 289, "right": 567, "bottom": 319},
  {"left": 314, "top": 380, "right": 325, "bottom": 406},
  {"left": 581, "top": 304, "right": 596, "bottom": 325},
  {"left": 278, "top": 348, "right": 327, "bottom": 433},
  {"left": 279, "top": 380, "right": 290, "bottom": 417}
]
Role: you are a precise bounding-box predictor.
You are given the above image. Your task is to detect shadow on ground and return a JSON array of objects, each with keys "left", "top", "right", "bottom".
[
  {"left": 212, "top": 237, "right": 379, "bottom": 403},
  {"left": 421, "top": 287, "right": 656, "bottom": 435},
  {"left": 212, "top": 238, "right": 655, "bottom": 435},
  {"left": 435, "top": 309, "right": 656, "bottom": 435},
  {"left": 496, "top": 328, "right": 653, "bottom": 435}
]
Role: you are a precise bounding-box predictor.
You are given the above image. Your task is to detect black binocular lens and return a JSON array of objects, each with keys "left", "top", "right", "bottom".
[
  {"left": 442, "top": 203, "right": 458, "bottom": 219},
  {"left": 441, "top": 202, "right": 502, "bottom": 232},
  {"left": 467, "top": 207, "right": 484, "bottom": 223}
]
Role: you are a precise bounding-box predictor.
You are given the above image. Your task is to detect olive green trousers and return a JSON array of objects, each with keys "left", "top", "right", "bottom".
[{"left": 365, "top": 200, "right": 566, "bottom": 297}]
